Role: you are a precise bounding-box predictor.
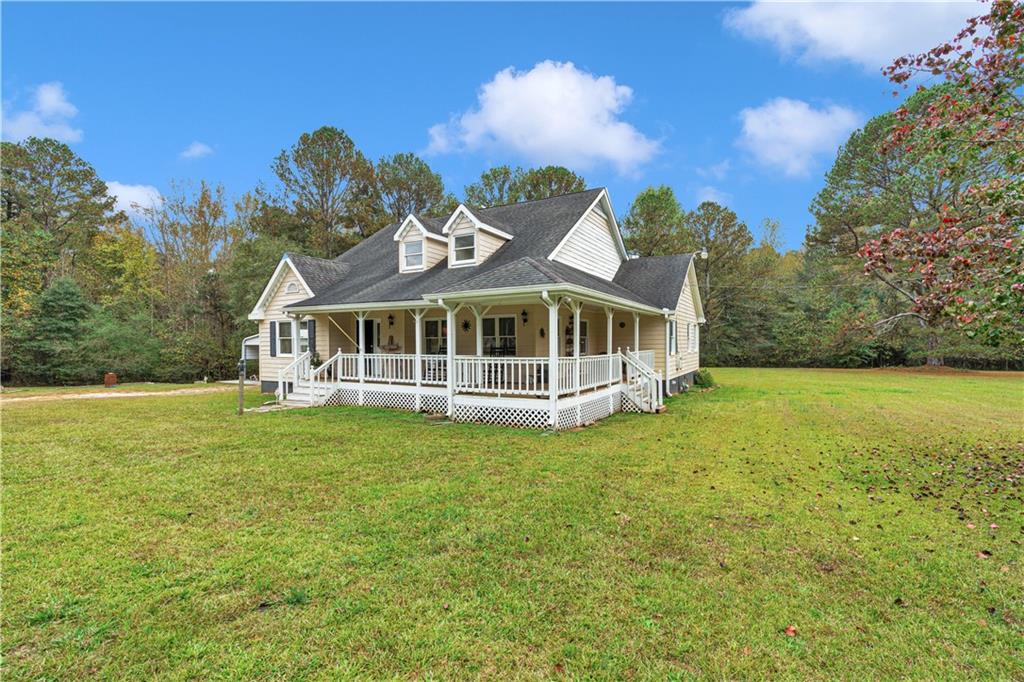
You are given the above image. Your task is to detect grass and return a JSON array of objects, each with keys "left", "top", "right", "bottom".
[
  {"left": 3, "top": 368, "right": 1022, "bottom": 679},
  {"left": 0, "top": 382, "right": 202, "bottom": 399}
]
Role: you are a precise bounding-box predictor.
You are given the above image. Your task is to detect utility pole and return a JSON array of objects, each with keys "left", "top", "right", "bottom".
[{"left": 237, "top": 358, "right": 245, "bottom": 416}]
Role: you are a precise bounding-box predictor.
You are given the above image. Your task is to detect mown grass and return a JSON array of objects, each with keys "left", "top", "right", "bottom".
[
  {"left": 0, "top": 382, "right": 200, "bottom": 398},
  {"left": 3, "top": 368, "right": 1021, "bottom": 679}
]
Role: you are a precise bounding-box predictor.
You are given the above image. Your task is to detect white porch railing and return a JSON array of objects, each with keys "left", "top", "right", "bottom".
[
  {"left": 623, "top": 349, "right": 663, "bottom": 412},
  {"left": 363, "top": 353, "right": 416, "bottom": 384},
  {"left": 276, "top": 350, "right": 311, "bottom": 402},
  {"left": 453, "top": 356, "right": 547, "bottom": 396},
  {"left": 556, "top": 355, "right": 622, "bottom": 395}
]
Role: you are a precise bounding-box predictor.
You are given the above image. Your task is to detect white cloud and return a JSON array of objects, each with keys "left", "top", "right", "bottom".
[
  {"left": 725, "top": 1, "right": 980, "bottom": 71},
  {"left": 180, "top": 141, "right": 213, "bottom": 159},
  {"left": 695, "top": 185, "right": 732, "bottom": 205},
  {"left": 737, "top": 97, "right": 861, "bottom": 177},
  {"left": 107, "top": 181, "right": 162, "bottom": 216},
  {"left": 427, "top": 60, "right": 659, "bottom": 174},
  {"left": 1, "top": 81, "right": 83, "bottom": 143},
  {"left": 697, "top": 159, "right": 731, "bottom": 181}
]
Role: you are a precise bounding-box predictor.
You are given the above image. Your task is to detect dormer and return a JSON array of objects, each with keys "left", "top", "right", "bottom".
[
  {"left": 394, "top": 214, "right": 448, "bottom": 273},
  {"left": 441, "top": 204, "right": 513, "bottom": 268},
  {"left": 547, "top": 189, "right": 627, "bottom": 281}
]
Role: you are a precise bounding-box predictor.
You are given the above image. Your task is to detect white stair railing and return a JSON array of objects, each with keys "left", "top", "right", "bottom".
[
  {"left": 622, "top": 348, "right": 663, "bottom": 412},
  {"left": 309, "top": 350, "right": 343, "bottom": 406},
  {"left": 276, "top": 350, "right": 311, "bottom": 402}
]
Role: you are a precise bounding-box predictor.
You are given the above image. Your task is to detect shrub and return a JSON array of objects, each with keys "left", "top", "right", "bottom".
[{"left": 693, "top": 368, "right": 716, "bottom": 388}]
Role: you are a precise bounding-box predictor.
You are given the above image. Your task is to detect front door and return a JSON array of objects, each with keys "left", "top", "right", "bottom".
[{"left": 359, "top": 318, "right": 377, "bottom": 353}]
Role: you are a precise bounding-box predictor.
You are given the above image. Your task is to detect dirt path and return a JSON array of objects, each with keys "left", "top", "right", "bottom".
[{"left": 0, "top": 385, "right": 234, "bottom": 404}]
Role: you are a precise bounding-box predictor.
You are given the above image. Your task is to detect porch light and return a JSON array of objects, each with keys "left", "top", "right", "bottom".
[{"left": 521, "top": 309, "right": 528, "bottom": 325}]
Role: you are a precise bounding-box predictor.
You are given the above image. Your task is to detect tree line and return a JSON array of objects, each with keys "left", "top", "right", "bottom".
[{"left": 2, "top": 1, "right": 1019, "bottom": 385}]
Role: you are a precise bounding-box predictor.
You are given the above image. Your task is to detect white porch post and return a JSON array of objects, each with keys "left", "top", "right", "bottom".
[
  {"left": 413, "top": 308, "right": 424, "bottom": 412},
  {"left": 605, "top": 307, "right": 614, "bottom": 386},
  {"left": 544, "top": 293, "right": 559, "bottom": 428},
  {"left": 571, "top": 300, "right": 581, "bottom": 397},
  {"left": 444, "top": 301, "right": 457, "bottom": 418},
  {"left": 632, "top": 311, "right": 640, "bottom": 353},
  {"left": 356, "top": 311, "right": 366, "bottom": 405}
]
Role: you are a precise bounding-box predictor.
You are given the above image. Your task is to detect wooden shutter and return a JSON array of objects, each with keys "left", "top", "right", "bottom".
[{"left": 307, "top": 319, "right": 316, "bottom": 353}]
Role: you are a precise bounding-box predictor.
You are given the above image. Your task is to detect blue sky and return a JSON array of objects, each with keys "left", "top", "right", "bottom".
[{"left": 2, "top": 2, "right": 978, "bottom": 250}]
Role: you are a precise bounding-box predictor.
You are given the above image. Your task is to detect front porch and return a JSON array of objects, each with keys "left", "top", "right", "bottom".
[{"left": 275, "top": 291, "right": 666, "bottom": 429}]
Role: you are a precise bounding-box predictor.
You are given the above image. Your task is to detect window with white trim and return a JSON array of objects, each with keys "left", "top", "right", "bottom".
[
  {"left": 277, "top": 320, "right": 293, "bottom": 355},
  {"left": 453, "top": 234, "right": 476, "bottom": 264},
  {"left": 482, "top": 316, "right": 516, "bottom": 355},
  {"left": 424, "top": 319, "right": 447, "bottom": 354},
  {"left": 669, "top": 320, "right": 678, "bottom": 355},
  {"left": 687, "top": 323, "right": 698, "bottom": 353},
  {"left": 404, "top": 240, "right": 423, "bottom": 269},
  {"left": 298, "top": 322, "right": 309, "bottom": 353}
]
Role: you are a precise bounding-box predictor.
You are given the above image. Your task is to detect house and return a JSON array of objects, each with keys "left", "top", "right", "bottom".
[{"left": 248, "top": 188, "right": 704, "bottom": 429}]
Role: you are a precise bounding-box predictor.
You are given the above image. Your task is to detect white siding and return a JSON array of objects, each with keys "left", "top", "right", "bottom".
[
  {"left": 258, "top": 267, "right": 313, "bottom": 383},
  {"left": 550, "top": 204, "right": 623, "bottom": 281},
  {"left": 399, "top": 231, "right": 446, "bottom": 272},
  {"left": 668, "top": 279, "right": 700, "bottom": 377},
  {"left": 448, "top": 214, "right": 507, "bottom": 267}
]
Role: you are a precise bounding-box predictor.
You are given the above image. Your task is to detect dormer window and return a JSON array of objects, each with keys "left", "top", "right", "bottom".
[
  {"left": 453, "top": 234, "right": 476, "bottom": 265},
  {"left": 404, "top": 240, "right": 423, "bottom": 269}
]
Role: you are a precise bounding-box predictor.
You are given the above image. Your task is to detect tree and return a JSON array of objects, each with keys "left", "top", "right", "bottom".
[
  {"left": 464, "top": 166, "right": 519, "bottom": 207},
  {"left": 1, "top": 137, "right": 119, "bottom": 284},
  {"left": 864, "top": 0, "right": 1024, "bottom": 351},
  {"left": 621, "top": 185, "right": 687, "bottom": 256},
  {"left": 272, "top": 126, "right": 375, "bottom": 254},
  {"left": 681, "top": 202, "right": 754, "bottom": 364},
  {"left": 463, "top": 165, "right": 587, "bottom": 207},
  {"left": 7, "top": 278, "right": 93, "bottom": 385},
  {"left": 79, "top": 220, "right": 161, "bottom": 316},
  {"left": 513, "top": 165, "right": 586, "bottom": 201},
  {"left": 375, "top": 153, "right": 457, "bottom": 221}
]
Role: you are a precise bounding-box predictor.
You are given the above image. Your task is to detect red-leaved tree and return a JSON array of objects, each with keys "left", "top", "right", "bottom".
[{"left": 860, "top": 0, "right": 1023, "bottom": 356}]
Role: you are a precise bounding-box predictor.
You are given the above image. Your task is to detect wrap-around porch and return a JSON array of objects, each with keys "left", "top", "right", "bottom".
[{"left": 276, "top": 291, "right": 665, "bottom": 429}]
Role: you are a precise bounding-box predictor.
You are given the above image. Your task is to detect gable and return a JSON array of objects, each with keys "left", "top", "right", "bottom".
[
  {"left": 548, "top": 191, "right": 625, "bottom": 281},
  {"left": 446, "top": 209, "right": 509, "bottom": 267},
  {"left": 248, "top": 257, "right": 314, "bottom": 320}
]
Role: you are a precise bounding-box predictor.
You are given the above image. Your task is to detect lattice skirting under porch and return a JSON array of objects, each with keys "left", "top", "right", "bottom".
[
  {"left": 318, "top": 383, "right": 628, "bottom": 430},
  {"left": 321, "top": 384, "right": 447, "bottom": 415}
]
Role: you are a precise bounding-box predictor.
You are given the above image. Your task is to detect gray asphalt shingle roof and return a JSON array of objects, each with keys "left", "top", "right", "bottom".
[{"left": 283, "top": 189, "right": 693, "bottom": 312}]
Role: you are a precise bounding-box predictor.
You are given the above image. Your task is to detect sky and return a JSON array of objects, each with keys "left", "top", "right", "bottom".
[{"left": 2, "top": 1, "right": 980, "bottom": 250}]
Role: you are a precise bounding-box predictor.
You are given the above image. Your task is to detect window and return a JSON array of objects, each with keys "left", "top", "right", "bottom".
[
  {"left": 298, "top": 322, "right": 309, "bottom": 353},
  {"left": 285, "top": 282, "right": 300, "bottom": 294},
  {"left": 453, "top": 234, "right": 476, "bottom": 264},
  {"left": 424, "top": 319, "right": 447, "bottom": 354},
  {"left": 277, "top": 320, "right": 293, "bottom": 355},
  {"left": 404, "top": 240, "right": 423, "bottom": 269},
  {"left": 483, "top": 316, "right": 516, "bottom": 355},
  {"left": 687, "top": 323, "right": 698, "bottom": 353},
  {"left": 669, "top": 320, "right": 678, "bottom": 355}
]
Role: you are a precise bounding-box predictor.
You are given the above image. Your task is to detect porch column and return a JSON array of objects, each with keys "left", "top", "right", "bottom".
[
  {"left": 605, "top": 307, "right": 614, "bottom": 387},
  {"left": 544, "top": 293, "right": 559, "bottom": 428},
  {"left": 356, "top": 311, "right": 367, "bottom": 405},
  {"left": 632, "top": 311, "right": 640, "bottom": 353},
  {"left": 444, "top": 301, "right": 457, "bottom": 418},
  {"left": 412, "top": 309, "right": 425, "bottom": 412},
  {"left": 570, "top": 300, "right": 581, "bottom": 396}
]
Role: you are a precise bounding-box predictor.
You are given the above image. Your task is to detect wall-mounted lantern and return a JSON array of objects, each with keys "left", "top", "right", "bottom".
[{"left": 520, "top": 309, "right": 529, "bottom": 325}]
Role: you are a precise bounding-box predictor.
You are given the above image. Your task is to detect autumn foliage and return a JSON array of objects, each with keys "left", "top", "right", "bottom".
[{"left": 860, "top": 0, "right": 1023, "bottom": 347}]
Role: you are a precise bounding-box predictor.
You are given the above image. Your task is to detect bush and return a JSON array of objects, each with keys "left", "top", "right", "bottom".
[{"left": 693, "top": 368, "right": 716, "bottom": 388}]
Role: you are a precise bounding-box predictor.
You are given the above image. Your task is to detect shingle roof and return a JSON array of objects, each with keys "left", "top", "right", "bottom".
[
  {"left": 287, "top": 254, "right": 350, "bottom": 294},
  {"left": 613, "top": 254, "right": 695, "bottom": 310},
  {"left": 283, "top": 189, "right": 693, "bottom": 312}
]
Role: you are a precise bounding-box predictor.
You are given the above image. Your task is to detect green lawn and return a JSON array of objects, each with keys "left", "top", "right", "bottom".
[
  {"left": 3, "top": 368, "right": 1022, "bottom": 679},
  {"left": 0, "top": 382, "right": 203, "bottom": 399}
]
